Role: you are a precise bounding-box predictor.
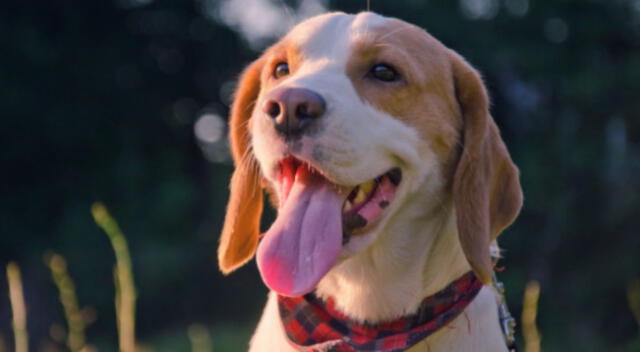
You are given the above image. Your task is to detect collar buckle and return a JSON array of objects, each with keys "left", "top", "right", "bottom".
[{"left": 493, "top": 272, "right": 518, "bottom": 352}]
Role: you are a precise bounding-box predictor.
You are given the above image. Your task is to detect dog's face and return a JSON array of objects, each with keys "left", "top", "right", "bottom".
[{"left": 218, "top": 12, "right": 522, "bottom": 297}]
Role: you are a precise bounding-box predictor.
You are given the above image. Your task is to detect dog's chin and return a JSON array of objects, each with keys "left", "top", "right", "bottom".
[{"left": 255, "top": 155, "right": 403, "bottom": 297}]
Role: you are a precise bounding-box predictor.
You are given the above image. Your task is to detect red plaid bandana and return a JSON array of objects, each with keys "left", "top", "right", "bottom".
[{"left": 278, "top": 271, "right": 483, "bottom": 352}]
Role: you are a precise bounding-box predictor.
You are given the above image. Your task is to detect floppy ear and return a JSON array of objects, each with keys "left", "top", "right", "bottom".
[
  {"left": 449, "top": 51, "right": 523, "bottom": 284},
  {"left": 218, "top": 58, "right": 266, "bottom": 274}
]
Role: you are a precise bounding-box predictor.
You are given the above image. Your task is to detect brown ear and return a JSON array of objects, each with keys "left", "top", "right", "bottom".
[
  {"left": 218, "top": 58, "right": 266, "bottom": 274},
  {"left": 450, "top": 51, "right": 523, "bottom": 284}
]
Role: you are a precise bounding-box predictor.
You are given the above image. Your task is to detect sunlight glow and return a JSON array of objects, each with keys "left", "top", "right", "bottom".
[{"left": 201, "top": 0, "right": 327, "bottom": 49}]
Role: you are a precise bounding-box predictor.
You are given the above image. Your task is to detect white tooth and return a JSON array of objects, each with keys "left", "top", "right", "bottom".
[
  {"left": 353, "top": 188, "right": 367, "bottom": 205},
  {"left": 343, "top": 201, "right": 353, "bottom": 212}
]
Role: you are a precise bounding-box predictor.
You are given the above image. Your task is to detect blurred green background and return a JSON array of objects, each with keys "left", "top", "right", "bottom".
[{"left": 1, "top": 0, "right": 640, "bottom": 351}]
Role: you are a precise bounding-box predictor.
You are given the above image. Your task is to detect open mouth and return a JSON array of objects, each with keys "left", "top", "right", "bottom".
[
  {"left": 256, "top": 156, "right": 402, "bottom": 297},
  {"left": 342, "top": 167, "right": 402, "bottom": 235},
  {"left": 278, "top": 157, "right": 402, "bottom": 235}
]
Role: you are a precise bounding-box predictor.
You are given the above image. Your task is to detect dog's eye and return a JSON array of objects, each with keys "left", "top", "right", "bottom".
[
  {"left": 370, "top": 64, "right": 400, "bottom": 82},
  {"left": 273, "top": 62, "right": 290, "bottom": 79}
]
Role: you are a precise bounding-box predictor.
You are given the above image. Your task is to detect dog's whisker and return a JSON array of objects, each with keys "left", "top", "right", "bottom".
[{"left": 243, "top": 99, "right": 257, "bottom": 115}]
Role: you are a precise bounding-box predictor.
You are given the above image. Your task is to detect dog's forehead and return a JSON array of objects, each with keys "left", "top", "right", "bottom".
[{"left": 284, "top": 12, "right": 391, "bottom": 60}]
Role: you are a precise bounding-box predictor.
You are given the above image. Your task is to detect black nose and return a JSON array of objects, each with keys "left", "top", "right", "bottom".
[{"left": 261, "top": 87, "right": 326, "bottom": 139}]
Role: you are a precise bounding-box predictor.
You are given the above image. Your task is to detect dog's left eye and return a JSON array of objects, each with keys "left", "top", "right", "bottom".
[
  {"left": 273, "top": 62, "right": 290, "bottom": 79},
  {"left": 370, "top": 64, "right": 400, "bottom": 82}
]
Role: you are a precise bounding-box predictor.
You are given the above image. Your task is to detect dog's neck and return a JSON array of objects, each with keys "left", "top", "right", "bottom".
[{"left": 315, "top": 190, "right": 472, "bottom": 323}]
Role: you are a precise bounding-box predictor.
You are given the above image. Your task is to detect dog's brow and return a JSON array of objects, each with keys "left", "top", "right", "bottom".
[
  {"left": 370, "top": 43, "right": 394, "bottom": 50},
  {"left": 353, "top": 26, "right": 414, "bottom": 52}
]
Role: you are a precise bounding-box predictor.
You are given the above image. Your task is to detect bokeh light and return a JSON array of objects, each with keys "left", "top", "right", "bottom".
[{"left": 194, "top": 113, "right": 230, "bottom": 163}]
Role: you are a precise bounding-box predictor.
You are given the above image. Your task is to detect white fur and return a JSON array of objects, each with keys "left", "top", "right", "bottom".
[{"left": 248, "top": 12, "right": 507, "bottom": 352}]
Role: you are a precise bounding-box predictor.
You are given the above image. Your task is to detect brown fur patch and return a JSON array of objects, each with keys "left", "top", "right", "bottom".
[
  {"left": 218, "top": 58, "right": 266, "bottom": 274},
  {"left": 259, "top": 39, "right": 305, "bottom": 95},
  {"left": 449, "top": 51, "right": 523, "bottom": 284},
  {"left": 346, "top": 19, "right": 463, "bottom": 182}
]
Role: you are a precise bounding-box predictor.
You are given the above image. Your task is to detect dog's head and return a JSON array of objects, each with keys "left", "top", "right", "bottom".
[{"left": 217, "top": 12, "right": 522, "bottom": 296}]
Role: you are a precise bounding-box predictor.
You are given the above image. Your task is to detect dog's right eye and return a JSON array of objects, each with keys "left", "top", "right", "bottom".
[
  {"left": 370, "top": 64, "right": 400, "bottom": 82},
  {"left": 273, "top": 62, "right": 290, "bottom": 79}
]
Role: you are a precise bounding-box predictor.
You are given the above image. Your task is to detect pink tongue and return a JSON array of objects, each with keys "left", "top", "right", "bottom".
[{"left": 256, "top": 166, "right": 344, "bottom": 297}]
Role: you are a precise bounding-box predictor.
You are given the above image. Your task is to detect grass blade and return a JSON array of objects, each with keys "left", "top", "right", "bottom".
[
  {"left": 6, "top": 262, "right": 28, "bottom": 352},
  {"left": 521, "top": 280, "right": 541, "bottom": 352},
  {"left": 92, "top": 202, "right": 137, "bottom": 352},
  {"left": 45, "top": 252, "right": 87, "bottom": 351}
]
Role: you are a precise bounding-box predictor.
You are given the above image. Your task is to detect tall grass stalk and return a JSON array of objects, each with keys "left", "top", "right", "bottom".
[
  {"left": 628, "top": 279, "right": 640, "bottom": 334},
  {"left": 45, "top": 252, "right": 86, "bottom": 351},
  {"left": 521, "top": 280, "right": 541, "bottom": 352},
  {"left": 6, "top": 262, "right": 28, "bottom": 352},
  {"left": 91, "top": 202, "right": 137, "bottom": 352},
  {"left": 187, "top": 324, "right": 213, "bottom": 352}
]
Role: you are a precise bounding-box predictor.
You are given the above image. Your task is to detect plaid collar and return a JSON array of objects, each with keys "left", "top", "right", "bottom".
[{"left": 278, "top": 271, "right": 483, "bottom": 352}]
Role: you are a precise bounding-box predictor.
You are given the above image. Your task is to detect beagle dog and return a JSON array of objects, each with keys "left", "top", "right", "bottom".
[{"left": 218, "top": 12, "right": 522, "bottom": 352}]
